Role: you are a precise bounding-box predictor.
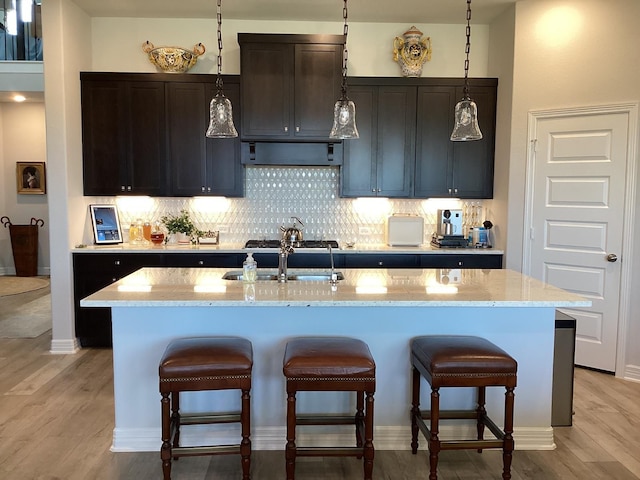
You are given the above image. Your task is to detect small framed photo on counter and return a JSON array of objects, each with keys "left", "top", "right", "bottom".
[
  {"left": 16, "top": 161, "right": 46, "bottom": 194},
  {"left": 89, "top": 204, "right": 123, "bottom": 244}
]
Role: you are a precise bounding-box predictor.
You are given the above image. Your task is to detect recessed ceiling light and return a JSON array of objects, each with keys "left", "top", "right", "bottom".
[{"left": 13, "top": 95, "right": 27, "bottom": 102}]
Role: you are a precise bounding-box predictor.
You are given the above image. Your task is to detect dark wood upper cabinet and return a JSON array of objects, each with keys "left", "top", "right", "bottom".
[
  {"left": 341, "top": 82, "right": 415, "bottom": 197},
  {"left": 341, "top": 77, "right": 496, "bottom": 199},
  {"left": 166, "top": 78, "right": 243, "bottom": 197},
  {"left": 81, "top": 74, "right": 167, "bottom": 196},
  {"left": 414, "top": 80, "right": 497, "bottom": 199},
  {"left": 238, "top": 34, "right": 344, "bottom": 140},
  {"left": 81, "top": 72, "right": 243, "bottom": 197}
]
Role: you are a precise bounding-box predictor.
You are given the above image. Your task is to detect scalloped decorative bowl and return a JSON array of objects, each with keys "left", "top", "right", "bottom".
[{"left": 142, "top": 42, "right": 205, "bottom": 73}]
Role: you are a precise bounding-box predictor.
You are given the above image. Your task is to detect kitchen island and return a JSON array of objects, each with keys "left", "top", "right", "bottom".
[{"left": 81, "top": 267, "right": 589, "bottom": 453}]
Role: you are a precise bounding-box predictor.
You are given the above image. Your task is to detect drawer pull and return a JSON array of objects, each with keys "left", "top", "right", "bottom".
[
  {"left": 198, "top": 260, "right": 204, "bottom": 265},
  {"left": 114, "top": 260, "right": 120, "bottom": 265}
]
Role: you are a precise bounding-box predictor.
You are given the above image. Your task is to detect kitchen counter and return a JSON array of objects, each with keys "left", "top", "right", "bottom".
[
  {"left": 82, "top": 267, "right": 588, "bottom": 453},
  {"left": 72, "top": 242, "right": 504, "bottom": 255}
]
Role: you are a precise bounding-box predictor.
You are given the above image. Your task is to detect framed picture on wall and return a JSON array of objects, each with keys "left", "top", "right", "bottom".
[
  {"left": 89, "top": 204, "right": 123, "bottom": 245},
  {"left": 16, "top": 161, "right": 46, "bottom": 194}
]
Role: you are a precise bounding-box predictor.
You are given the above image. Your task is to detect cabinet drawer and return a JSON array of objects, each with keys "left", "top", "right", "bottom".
[
  {"left": 163, "top": 254, "right": 243, "bottom": 268},
  {"left": 344, "top": 254, "right": 419, "bottom": 268},
  {"left": 420, "top": 254, "right": 503, "bottom": 269}
]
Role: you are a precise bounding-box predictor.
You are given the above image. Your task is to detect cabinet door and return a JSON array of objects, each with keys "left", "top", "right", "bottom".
[
  {"left": 167, "top": 82, "right": 208, "bottom": 196},
  {"left": 341, "top": 85, "right": 377, "bottom": 197},
  {"left": 82, "top": 79, "right": 166, "bottom": 196},
  {"left": 341, "top": 85, "right": 415, "bottom": 197},
  {"left": 294, "top": 43, "right": 343, "bottom": 138},
  {"left": 376, "top": 86, "right": 415, "bottom": 197},
  {"left": 205, "top": 81, "right": 244, "bottom": 197},
  {"left": 125, "top": 82, "right": 167, "bottom": 195},
  {"left": 81, "top": 81, "right": 127, "bottom": 195},
  {"left": 414, "top": 86, "right": 455, "bottom": 198},
  {"left": 240, "top": 43, "right": 292, "bottom": 138},
  {"left": 452, "top": 85, "right": 496, "bottom": 198}
]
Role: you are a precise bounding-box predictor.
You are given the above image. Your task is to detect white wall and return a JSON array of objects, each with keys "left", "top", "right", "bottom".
[
  {"left": 506, "top": 0, "right": 640, "bottom": 374},
  {"left": 42, "top": 0, "right": 92, "bottom": 353},
  {"left": 0, "top": 102, "right": 49, "bottom": 275}
]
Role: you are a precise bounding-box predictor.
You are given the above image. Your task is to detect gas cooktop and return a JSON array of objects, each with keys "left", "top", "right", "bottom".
[{"left": 244, "top": 239, "right": 339, "bottom": 249}]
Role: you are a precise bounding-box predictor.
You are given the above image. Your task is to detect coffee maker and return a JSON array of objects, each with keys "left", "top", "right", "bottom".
[{"left": 432, "top": 209, "right": 467, "bottom": 248}]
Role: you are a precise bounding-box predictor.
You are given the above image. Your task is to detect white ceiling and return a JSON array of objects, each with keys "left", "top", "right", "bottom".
[{"left": 69, "top": 0, "right": 517, "bottom": 24}]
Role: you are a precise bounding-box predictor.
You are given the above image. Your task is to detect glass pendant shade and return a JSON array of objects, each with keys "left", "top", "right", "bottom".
[
  {"left": 206, "top": 93, "right": 238, "bottom": 138},
  {"left": 450, "top": 98, "right": 483, "bottom": 141},
  {"left": 329, "top": 98, "right": 359, "bottom": 139}
]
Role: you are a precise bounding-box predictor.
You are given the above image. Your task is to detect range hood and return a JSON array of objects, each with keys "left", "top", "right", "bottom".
[{"left": 240, "top": 142, "right": 343, "bottom": 166}]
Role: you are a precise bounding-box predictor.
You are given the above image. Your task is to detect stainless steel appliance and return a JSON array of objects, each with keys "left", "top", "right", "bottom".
[
  {"left": 437, "top": 209, "right": 463, "bottom": 236},
  {"left": 244, "top": 239, "right": 339, "bottom": 249}
]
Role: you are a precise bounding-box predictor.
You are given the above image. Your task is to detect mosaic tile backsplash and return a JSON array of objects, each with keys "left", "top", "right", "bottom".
[{"left": 94, "top": 166, "right": 484, "bottom": 245}]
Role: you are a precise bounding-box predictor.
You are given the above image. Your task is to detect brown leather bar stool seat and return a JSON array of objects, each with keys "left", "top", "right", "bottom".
[
  {"left": 410, "top": 335, "right": 518, "bottom": 480},
  {"left": 159, "top": 337, "right": 253, "bottom": 480},
  {"left": 283, "top": 336, "right": 376, "bottom": 480}
]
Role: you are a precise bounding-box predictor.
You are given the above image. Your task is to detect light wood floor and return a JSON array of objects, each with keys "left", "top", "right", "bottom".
[{"left": 1, "top": 290, "right": 640, "bottom": 479}]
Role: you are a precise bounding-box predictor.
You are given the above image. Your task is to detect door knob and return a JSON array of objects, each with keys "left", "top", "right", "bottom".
[{"left": 606, "top": 253, "right": 618, "bottom": 262}]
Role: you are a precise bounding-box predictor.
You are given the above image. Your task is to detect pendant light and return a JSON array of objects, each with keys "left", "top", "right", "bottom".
[
  {"left": 329, "top": 0, "right": 359, "bottom": 140},
  {"left": 206, "top": 0, "right": 238, "bottom": 138},
  {"left": 450, "top": 0, "right": 483, "bottom": 142}
]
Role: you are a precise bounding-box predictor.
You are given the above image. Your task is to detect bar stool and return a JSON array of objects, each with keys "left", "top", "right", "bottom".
[
  {"left": 410, "top": 335, "right": 517, "bottom": 480},
  {"left": 159, "top": 336, "right": 253, "bottom": 480},
  {"left": 283, "top": 336, "right": 376, "bottom": 480}
]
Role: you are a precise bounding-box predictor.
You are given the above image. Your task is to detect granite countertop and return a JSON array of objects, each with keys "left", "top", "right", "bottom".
[
  {"left": 71, "top": 242, "right": 504, "bottom": 255},
  {"left": 81, "top": 267, "right": 589, "bottom": 308}
]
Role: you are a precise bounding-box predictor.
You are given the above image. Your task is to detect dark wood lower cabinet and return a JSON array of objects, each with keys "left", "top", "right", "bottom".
[{"left": 73, "top": 251, "right": 502, "bottom": 347}]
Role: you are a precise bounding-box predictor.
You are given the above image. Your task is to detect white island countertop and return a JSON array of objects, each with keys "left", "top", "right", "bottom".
[{"left": 81, "top": 267, "right": 589, "bottom": 308}]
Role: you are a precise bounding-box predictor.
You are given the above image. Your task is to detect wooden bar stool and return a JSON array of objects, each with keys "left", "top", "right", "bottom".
[
  {"left": 159, "top": 337, "right": 253, "bottom": 480},
  {"left": 283, "top": 336, "right": 376, "bottom": 480},
  {"left": 410, "top": 335, "right": 518, "bottom": 480}
]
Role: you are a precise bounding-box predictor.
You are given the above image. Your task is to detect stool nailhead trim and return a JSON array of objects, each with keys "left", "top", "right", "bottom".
[
  {"left": 286, "top": 377, "right": 375, "bottom": 382},
  {"left": 161, "top": 374, "right": 251, "bottom": 383}
]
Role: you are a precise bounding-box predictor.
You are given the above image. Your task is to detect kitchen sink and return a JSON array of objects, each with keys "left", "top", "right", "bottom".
[{"left": 222, "top": 271, "right": 344, "bottom": 282}]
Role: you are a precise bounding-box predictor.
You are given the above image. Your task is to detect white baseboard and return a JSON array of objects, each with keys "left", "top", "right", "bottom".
[
  {"left": 49, "top": 338, "right": 80, "bottom": 354},
  {"left": 111, "top": 425, "right": 555, "bottom": 452},
  {"left": 623, "top": 364, "right": 640, "bottom": 383}
]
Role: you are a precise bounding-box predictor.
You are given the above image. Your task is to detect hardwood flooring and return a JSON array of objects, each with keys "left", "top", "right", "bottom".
[{"left": 1, "top": 290, "right": 639, "bottom": 479}]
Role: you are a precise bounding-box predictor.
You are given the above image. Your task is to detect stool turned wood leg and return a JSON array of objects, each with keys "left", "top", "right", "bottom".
[
  {"left": 429, "top": 387, "right": 440, "bottom": 480},
  {"left": 241, "top": 388, "right": 251, "bottom": 480},
  {"left": 161, "top": 392, "right": 172, "bottom": 480},
  {"left": 410, "top": 366, "right": 421, "bottom": 454},
  {"left": 476, "top": 386, "right": 487, "bottom": 453},
  {"left": 502, "top": 387, "right": 515, "bottom": 480},
  {"left": 171, "top": 392, "right": 180, "bottom": 458},
  {"left": 356, "top": 391, "right": 365, "bottom": 449},
  {"left": 363, "top": 391, "right": 375, "bottom": 480},
  {"left": 285, "top": 391, "right": 297, "bottom": 480}
]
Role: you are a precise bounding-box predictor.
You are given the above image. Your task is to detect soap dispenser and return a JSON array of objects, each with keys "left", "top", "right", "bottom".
[{"left": 243, "top": 252, "right": 257, "bottom": 283}]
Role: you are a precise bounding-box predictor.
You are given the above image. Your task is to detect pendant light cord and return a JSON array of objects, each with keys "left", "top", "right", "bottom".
[
  {"left": 216, "top": 0, "right": 224, "bottom": 93},
  {"left": 463, "top": 0, "right": 472, "bottom": 100},
  {"left": 340, "top": 0, "right": 349, "bottom": 98}
]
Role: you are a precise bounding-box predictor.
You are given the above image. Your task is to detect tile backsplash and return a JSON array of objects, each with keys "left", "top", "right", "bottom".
[{"left": 93, "top": 166, "right": 483, "bottom": 245}]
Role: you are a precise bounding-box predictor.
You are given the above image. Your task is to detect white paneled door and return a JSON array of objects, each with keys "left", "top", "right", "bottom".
[{"left": 526, "top": 106, "right": 635, "bottom": 372}]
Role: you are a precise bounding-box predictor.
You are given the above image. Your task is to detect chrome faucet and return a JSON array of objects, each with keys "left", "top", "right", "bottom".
[
  {"left": 327, "top": 243, "right": 338, "bottom": 286},
  {"left": 278, "top": 240, "right": 294, "bottom": 283}
]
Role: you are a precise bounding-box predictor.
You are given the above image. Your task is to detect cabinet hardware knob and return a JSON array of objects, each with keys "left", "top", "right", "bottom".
[
  {"left": 127, "top": 185, "right": 132, "bottom": 191},
  {"left": 296, "top": 126, "right": 300, "bottom": 132},
  {"left": 114, "top": 260, "right": 120, "bottom": 265},
  {"left": 198, "top": 260, "right": 204, "bottom": 265},
  {"left": 448, "top": 188, "right": 452, "bottom": 194},
  {"left": 458, "top": 261, "right": 463, "bottom": 266},
  {"left": 121, "top": 185, "right": 126, "bottom": 191},
  {"left": 378, "top": 261, "right": 383, "bottom": 266},
  {"left": 284, "top": 126, "right": 288, "bottom": 132},
  {"left": 201, "top": 186, "right": 205, "bottom": 192},
  {"left": 454, "top": 188, "right": 458, "bottom": 194},
  {"left": 112, "top": 277, "right": 117, "bottom": 282},
  {"left": 207, "top": 187, "right": 211, "bottom": 192}
]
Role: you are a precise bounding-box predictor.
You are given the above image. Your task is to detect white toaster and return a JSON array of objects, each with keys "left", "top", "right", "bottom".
[{"left": 386, "top": 214, "right": 424, "bottom": 246}]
